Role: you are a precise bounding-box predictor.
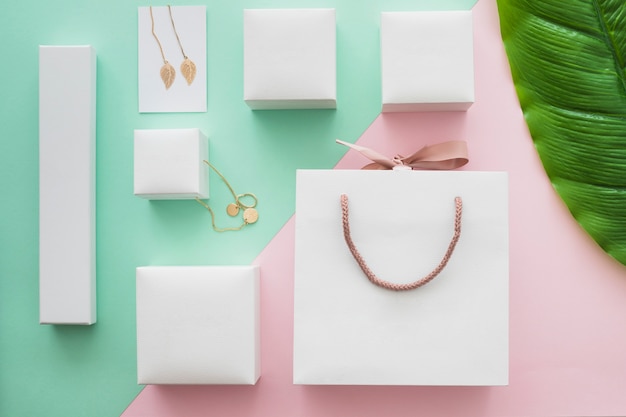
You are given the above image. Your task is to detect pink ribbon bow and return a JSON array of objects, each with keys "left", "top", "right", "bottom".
[{"left": 336, "top": 139, "right": 468, "bottom": 170}]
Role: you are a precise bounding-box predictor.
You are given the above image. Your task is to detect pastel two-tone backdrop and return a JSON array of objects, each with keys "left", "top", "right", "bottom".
[{"left": 2, "top": 0, "right": 626, "bottom": 416}]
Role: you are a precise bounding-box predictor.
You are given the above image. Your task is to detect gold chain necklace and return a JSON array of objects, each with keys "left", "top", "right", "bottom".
[
  {"left": 149, "top": 6, "right": 175, "bottom": 89},
  {"left": 195, "top": 161, "right": 259, "bottom": 232},
  {"left": 149, "top": 5, "right": 197, "bottom": 89},
  {"left": 167, "top": 5, "right": 197, "bottom": 86}
]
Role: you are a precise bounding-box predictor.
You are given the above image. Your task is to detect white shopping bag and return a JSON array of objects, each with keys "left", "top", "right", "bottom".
[{"left": 293, "top": 169, "right": 508, "bottom": 385}]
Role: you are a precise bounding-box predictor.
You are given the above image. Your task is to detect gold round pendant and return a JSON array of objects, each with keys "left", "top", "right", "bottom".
[
  {"left": 226, "top": 203, "right": 240, "bottom": 216},
  {"left": 243, "top": 208, "right": 259, "bottom": 224}
]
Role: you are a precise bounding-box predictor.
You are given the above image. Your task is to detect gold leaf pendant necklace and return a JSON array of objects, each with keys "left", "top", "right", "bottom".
[
  {"left": 167, "top": 5, "right": 197, "bottom": 86},
  {"left": 149, "top": 5, "right": 197, "bottom": 89},
  {"left": 149, "top": 6, "right": 175, "bottom": 89}
]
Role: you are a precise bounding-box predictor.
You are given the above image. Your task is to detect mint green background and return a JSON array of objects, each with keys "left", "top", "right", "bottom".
[{"left": 0, "top": 1, "right": 475, "bottom": 415}]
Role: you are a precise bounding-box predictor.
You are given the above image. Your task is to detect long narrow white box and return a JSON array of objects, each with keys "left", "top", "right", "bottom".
[{"left": 39, "top": 45, "right": 97, "bottom": 325}]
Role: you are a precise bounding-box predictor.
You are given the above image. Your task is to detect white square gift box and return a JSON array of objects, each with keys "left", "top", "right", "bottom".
[
  {"left": 381, "top": 10, "right": 475, "bottom": 112},
  {"left": 134, "top": 128, "right": 209, "bottom": 199},
  {"left": 293, "top": 169, "right": 508, "bottom": 385},
  {"left": 244, "top": 8, "right": 336, "bottom": 110},
  {"left": 136, "top": 266, "right": 261, "bottom": 385}
]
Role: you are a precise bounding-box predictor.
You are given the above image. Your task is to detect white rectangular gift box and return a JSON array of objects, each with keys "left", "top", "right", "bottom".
[
  {"left": 136, "top": 266, "right": 261, "bottom": 385},
  {"left": 294, "top": 170, "right": 508, "bottom": 385},
  {"left": 134, "top": 128, "right": 209, "bottom": 199},
  {"left": 244, "top": 8, "right": 336, "bottom": 110},
  {"left": 39, "top": 45, "right": 97, "bottom": 325},
  {"left": 381, "top": 11, "right": 474, "bottom": 112}
]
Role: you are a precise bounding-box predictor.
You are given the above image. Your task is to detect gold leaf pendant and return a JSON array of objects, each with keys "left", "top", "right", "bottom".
[
  {"left": 160, "top": 61, "right": 176, "bottom": 90},
  {"left": 180, "top": 57, "right": 197, "bottom": 86}
]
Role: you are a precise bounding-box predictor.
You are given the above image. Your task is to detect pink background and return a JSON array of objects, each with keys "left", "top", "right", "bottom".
[{"left": 122, "top": 0, "right": 626, "bottom": 415}]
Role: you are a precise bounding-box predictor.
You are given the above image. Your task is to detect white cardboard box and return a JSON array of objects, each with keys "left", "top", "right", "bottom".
[
  {"left": 294, "top": 170, "right": 508, "bottom": 385},
  {"left": 244, "top": 8, "right": 336, "bottom": 109},
  {"left": 136, "top": 266, "right": 261, "bottom": 385},
  {"left": 381, "top": 11, "right": 474, "bottom": 112},
  {"left": 39, "top": 45, "right": 97, "bottom": 325},
  {"left": 134, "top": 128, "right": 209, "bottom": 199}
]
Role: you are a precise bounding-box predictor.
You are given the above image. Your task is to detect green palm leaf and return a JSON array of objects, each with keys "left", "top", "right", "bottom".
[{"left": 497, "top": 0, "right": 626, "bottom": 265}]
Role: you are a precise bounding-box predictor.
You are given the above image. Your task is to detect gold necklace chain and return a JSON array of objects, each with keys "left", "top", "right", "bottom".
[
  {"left": 149, "top": 6, "right": 167, "bottom": 64},
  {"left": 168, "top": 5, "right": 188, "bottom": 59},
  {"left": 195, "top": 160, "right": 259, "bottom": 232},
  {"left": 167, "top": 5, "right": 197, "bottom": 86},
  {"left": 149, "top": 6, "right": 175, "bottom": 89}
]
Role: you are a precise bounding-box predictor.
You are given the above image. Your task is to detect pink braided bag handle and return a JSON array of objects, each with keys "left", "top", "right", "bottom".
[{"left": 340, "top": 194, "right": 463, "bottom": 291}]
